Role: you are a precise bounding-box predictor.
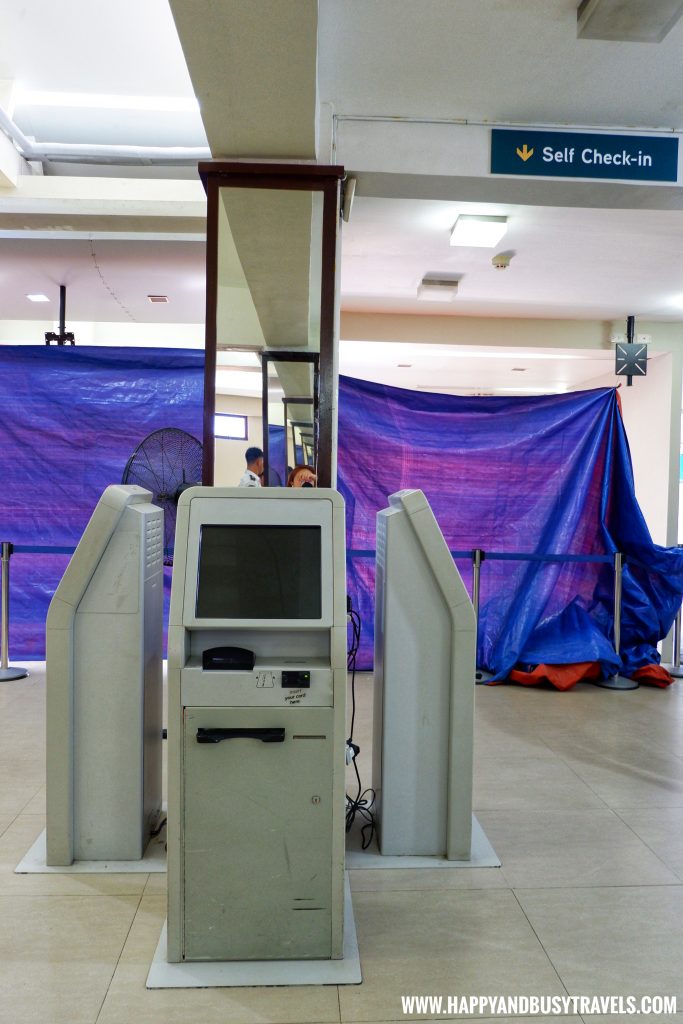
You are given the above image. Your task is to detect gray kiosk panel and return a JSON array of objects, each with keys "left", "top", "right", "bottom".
[
  {"left": 374, "top": 489, "right": 476, "bottom": 860},
  {"left": 166, "top": 487, "right": 347, "bottom": 964},
  {"left": 46, "top": 484, "right": 163, "bottom": 865}
]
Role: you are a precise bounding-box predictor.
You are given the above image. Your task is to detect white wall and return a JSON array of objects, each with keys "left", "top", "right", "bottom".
[
  {"left": 0, "top": 320, "right": 204, "bottom": 346},
  {"left": 579, "top": 352, "right": 672, "bottom": 546},
  {"left": 214, "top": 394, "right": 262, "bottom": 486},
  {"left": 341, "top": 312, "right": 683, "bottom": 547}
]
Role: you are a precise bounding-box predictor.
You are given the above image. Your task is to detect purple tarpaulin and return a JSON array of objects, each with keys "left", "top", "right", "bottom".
[
  {"left": 337, "top": 375, "right": 683, "bottom": 680},
  {"left": 0, "top": 346, "right": 204, "bottom": 658}
]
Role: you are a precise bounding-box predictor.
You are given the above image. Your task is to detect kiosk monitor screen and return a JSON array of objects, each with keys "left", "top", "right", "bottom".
[{"left": 196, "top": 525, "right": 322, "bottom": 619}]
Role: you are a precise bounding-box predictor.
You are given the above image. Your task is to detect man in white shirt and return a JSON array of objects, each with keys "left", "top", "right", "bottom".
[{"left": 238, "top": 446, "right": 264, "bottom": 487}]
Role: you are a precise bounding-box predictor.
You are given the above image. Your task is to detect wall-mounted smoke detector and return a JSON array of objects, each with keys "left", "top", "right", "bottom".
[
  {"left": 147, "top": 295, "right": 169, "bottom": 303},
  {"left": 492, "top": 252, "right": 514, "bottom": 270},
  {"left": 417, "top": 273, "right": 461, "bottom": 301}
]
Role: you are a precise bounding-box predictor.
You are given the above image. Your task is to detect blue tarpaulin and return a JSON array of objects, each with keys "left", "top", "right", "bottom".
[
  {"left": 0, "top": 346, "right": 204, "bottom": 659},
  {"left": 337, "top": 375, "right": 683, "bottom": 682}
]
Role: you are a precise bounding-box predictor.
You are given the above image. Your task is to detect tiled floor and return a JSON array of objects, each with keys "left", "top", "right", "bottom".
[{"left": 2, "top": 664, "right": 683, "bottom": 1022}]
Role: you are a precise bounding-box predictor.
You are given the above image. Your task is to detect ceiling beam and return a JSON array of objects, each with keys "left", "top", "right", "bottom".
[
  {"left": 0, "top": 176, "right": 207, "bottom": 234},
  {"left": 168, "top": 0, "right": 319, "bottom": 159}
]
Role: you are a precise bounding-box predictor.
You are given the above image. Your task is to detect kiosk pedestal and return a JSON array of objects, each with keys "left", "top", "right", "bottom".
[
  {"left": 374, "top": 489, "right": 478, "bottom": 861},
  {"left": 166, "top": 487, "right": 348, "bottom": 965},
  {"left": 45, "top": 485, "right": 163, "bottom": 866}
]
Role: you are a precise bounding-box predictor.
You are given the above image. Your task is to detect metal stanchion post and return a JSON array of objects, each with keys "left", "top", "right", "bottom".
[
  {"left": 472, "top": 548, "right": 493, "bottom": 683},
  {"left": 660, "top": 599, "right": 683, "bottom": 678},
  {"left": 596, "top": 551, "right": 638, "bottom": 691},
  {"left": 0, "top": 542, "right": 28, "bottom": 682}
]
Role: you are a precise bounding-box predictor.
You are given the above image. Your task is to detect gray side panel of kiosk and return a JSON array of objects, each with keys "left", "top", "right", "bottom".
[
  {"left": 374, "top": 489, "right": 476, "bottom": 860},
  {"left": 46, "top": 485, "right": 163, "bottom": 865}
]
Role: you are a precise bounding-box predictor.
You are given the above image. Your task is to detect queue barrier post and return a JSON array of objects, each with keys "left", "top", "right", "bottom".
[
  {"left": 660, "top": 599, "right": 683, "bottom": 679},
  {"left": 595, "top": 551, "right": 638, "bottom": 691},
  {"left": 0, "top": 542, "right": 28, "bottom": 682},
  {"left": 471, "top": 548, "right": 494, "bottom": 684}
]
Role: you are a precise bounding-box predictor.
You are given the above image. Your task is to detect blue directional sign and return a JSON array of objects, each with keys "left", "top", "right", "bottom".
[{"left": 491, "top": 128, "right": 679, "bottom": 183}]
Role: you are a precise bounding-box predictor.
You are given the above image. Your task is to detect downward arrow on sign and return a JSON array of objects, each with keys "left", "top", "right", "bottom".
[{"left": 516, "top": 144, "right": 534, "bottom": 162}]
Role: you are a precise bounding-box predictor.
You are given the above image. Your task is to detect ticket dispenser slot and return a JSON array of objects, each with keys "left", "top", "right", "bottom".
[
  {"left": 202, "top": 646, "right": 255, "bottom": 671},
  {"left": 166, "top": 487, "right": 347, "bottom": 964}
]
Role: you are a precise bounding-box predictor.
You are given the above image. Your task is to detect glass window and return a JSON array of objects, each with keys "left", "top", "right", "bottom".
[{"left": 214, "top": 413, "right": 248, "bottom": 440}]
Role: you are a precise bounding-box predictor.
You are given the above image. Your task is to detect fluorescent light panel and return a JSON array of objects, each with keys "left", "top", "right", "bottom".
[
  {"left": 13, "top": 88, "right": 199, "bottom": 113},
  {"left": 26, "top": 293, "right": 49, "bottom": 302},
  {"left": 451, "top": 215, "right": 507, "bottom": 248}
]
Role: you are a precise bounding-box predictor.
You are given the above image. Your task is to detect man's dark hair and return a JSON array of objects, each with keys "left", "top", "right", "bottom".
[{"left": 245, "top": 446, "right": 263, "bottom": 464}]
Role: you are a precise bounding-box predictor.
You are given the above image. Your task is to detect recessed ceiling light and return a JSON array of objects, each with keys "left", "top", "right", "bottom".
[
  {"left": 397, "top": 363, "right": 412, "bottom": 368},
  {"left": 147, "top": 295, "right": 169, "bottom": 303},
  {"left": 13, "top": 89, "right": 199, "bottom": 114},
  {"left": 26, "top": 293, "right": 50, "bottom": 302},
  {"left": 450, "top": 215, "right": 508, "bottom": 248}
]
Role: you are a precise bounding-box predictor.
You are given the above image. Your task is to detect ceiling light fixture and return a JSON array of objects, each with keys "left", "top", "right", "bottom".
[
  {"left": 13, "top": 89, "right": 199, "bottom": 114},
  {"left": 577, "top": 0, "right": 683, "bottom": 42},
  {"left": 417, "top": 273, "right": 461, "bottom": 301},
  {"left": 147, "top": 295, "right": 169, "bottom": 303},
  {"left": 451, "top": 215, "right": 508, "bottom": 248},
  {"left": 26, "top": 293, "right": 50, "bottom": 302}
]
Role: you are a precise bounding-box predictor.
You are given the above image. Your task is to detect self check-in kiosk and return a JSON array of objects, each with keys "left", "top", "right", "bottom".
[
  {"left": 166, "top": 487, "right": 347, "bottom": 963},
  {"left": 46, "top": 485, "right": 163, "bottom": 865},
  {"left": 374, "top": 489, "right": 476, "bottom": 861}
]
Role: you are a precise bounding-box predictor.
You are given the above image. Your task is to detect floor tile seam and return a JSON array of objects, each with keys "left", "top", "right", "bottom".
[
  {"left": 501, "top": 878, "right": 683, "bottom": 890},
  {"left": 513, "top": 881, "right": 683, "bottom": 895},
  {"left": 508, "top": 888, "right": 571, "bottom": 999},
  {"left": 609, "top": 806, "right": 683, "bottom": 875},
  {"left": 0, "top": 890, "right": 146, "bottom": 902},
  {"left": 539, "top": 750, "right": 616, "bottom": 811},
  {"left": 0, "top": 806, "right": 22, "bottom": 841},
  {"left": 349, "top": 883, "right": 513, "bottom": 894},
  {"left": 93, "top": 888, "right": 144, "bottom": 1024},
  {"left": 9, "top": 784, "right": 46, "bottom": 819}
]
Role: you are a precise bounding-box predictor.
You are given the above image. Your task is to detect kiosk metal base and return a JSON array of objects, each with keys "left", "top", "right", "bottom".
[
  {"left": 595, "top": 675, "right": 639, "bottom": 691},
  {"left": 14, "top": 827, "right": 167, "bottom": 874},
  {"left": 345, "top": 815, "right": 500, "bottom": 869},
  {"left": 475, "top": 669, "right": 495, "bottom": 685},
  {"left": 146, "top": 874, "right": 361, "bottom": 988},
  {"left": 0, "top": 666, "right": 28, "bottom": 681}
]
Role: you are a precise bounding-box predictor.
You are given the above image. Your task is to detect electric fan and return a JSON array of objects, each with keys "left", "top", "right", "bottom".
[{"left": 122, "top": 428, "right": 203, "bottom": 564}]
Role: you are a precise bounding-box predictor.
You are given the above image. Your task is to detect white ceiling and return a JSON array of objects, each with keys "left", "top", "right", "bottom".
[
  {"left": 338, "top": 340, "right": 650, "bottom": 394},
  {"left": 1, "top": 0, "right": 683, "bottom": 345},
  {"left": 342, "top": 198, "right": 683, "bottom": 320},
  {"left": 0, "top": 238, "right": 206, "bottom": 323},
  {"left": 318, "top": 0, "right": 683, "bottom": 130}
]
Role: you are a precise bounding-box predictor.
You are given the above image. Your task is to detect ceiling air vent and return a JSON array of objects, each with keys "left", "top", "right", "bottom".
[
  {"left": 577, "top": 0, "right": 683, "bottom": 42},
  {"left": 417, "top": 273, "right": 461, "bottom": 302}
]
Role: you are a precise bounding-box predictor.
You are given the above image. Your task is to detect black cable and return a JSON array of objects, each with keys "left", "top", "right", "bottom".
[
  {"left": 150, "top": 817, "right": 167, "bottom": 838},
  {"left": 345, "top": 599, "right": 376, "bottom": 849}
]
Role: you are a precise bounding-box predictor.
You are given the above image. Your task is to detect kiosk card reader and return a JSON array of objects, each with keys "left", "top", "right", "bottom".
[
  {"left": 46, "top": 485, "right": 163, "bottom": 865},
  {"left": 166, "top": 487, "right": 347, "bottom": 963},
  {"left": 374, "top": 489, "right": 476, "bottom": 860}
]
